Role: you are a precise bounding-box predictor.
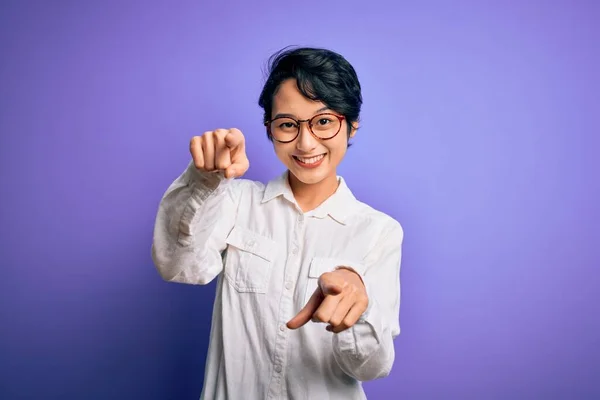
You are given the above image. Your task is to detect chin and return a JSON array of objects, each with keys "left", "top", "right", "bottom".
[
  {"left": 294, "top": 173, "right": 327, "bottom": 185},
  {"left": 288, "top": 166, "right": 331, "bottom": 185}
]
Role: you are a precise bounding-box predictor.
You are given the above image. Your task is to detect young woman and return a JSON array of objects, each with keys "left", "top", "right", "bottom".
[{"left": 152, "top": 47, "right": 404, "bottom": 400}]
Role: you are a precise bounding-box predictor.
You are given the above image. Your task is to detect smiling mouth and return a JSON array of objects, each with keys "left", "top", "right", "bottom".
[{"left": 293, "top": 154, "right": 326, "bottom": 165}]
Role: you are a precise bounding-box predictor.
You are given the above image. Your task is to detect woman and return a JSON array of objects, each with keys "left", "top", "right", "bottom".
[{"left": 152, "top": 47, "right": 404, "bottom": 400}]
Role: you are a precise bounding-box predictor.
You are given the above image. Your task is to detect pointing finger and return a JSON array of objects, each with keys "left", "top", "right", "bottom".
[
  {"left": 214, "top": 130, "right": 232, "bottom": 171},
  {"left": 319, "top": 273, "right": 345, "bottom": 296},
  {"left": 224, "top": 128, "right": 245, "bottom": 150},
  {"left": 286, "top": 288, "right": 324, "bottom": 330}
]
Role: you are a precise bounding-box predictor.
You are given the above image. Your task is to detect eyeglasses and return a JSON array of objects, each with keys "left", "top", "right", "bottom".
[{"left": 265, "top": 113, "right": 345, "bottom": 143}]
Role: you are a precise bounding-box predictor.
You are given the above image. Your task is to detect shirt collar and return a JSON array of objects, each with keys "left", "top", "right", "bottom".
[{"left": 262, "top": 170, "right": 359, "bottom": 225}]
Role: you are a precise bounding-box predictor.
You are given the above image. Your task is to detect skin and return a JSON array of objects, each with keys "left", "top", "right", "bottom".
[
  {"left": 270, "top": 79, "right": 354, "bottom": 212},
  {"left": 189, "top": 78, "right": 368, "bottom": 334}
]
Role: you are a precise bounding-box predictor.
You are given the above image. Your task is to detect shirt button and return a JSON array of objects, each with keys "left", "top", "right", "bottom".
[
  {"left": 274, "top": 365, "right": 282, "bottom": 373},
  {"left": 298, "top": 215, "right": 304, "bottom": 223},
  {"left": 291, "top": 247, "right": 298, "bottom": 255},
  {"left": 247, "top": 239, "right": 256, "bottom": 247},
  {"left": 285, "top": 281, "right": 293, "bottom": 290},
  {"left": 279, "top": 324, "right": 286, "bottom": 332}
]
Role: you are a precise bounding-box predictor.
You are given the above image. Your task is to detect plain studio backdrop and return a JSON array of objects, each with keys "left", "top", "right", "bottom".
[{"left": 0, "top": 1, "right": 598, "bottom": 399}]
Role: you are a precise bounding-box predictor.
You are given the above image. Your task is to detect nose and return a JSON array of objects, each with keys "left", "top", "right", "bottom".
[{"left": 295, "top": 122, "right": 318, "bottom": 153}]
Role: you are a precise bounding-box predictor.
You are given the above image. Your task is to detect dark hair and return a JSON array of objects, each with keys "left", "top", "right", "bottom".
[{"left": 258, "top": 46, "right": 362, "bottom": 145}]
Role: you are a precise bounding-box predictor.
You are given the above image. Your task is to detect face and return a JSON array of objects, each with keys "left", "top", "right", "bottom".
[{"left": 270, "top": 79, "right": 356, "bottom": 188}]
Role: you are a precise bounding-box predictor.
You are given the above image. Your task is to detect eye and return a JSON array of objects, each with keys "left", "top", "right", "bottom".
[
  {"left": 279, "top": 122, "right": 297, "bottom": 129},
  {"left": 317, "top": 118, "right": 333, "bottom": 126}
]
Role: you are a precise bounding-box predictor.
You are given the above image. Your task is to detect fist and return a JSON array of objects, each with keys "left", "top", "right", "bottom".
[
  {"left": 190, "top": 128, "right": 249, "bottom": 179},
  {"left": 287, "top": 268, "right": 368, "bottom": 334}
]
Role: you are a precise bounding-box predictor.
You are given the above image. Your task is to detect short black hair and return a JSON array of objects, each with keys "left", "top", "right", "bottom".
[{"left": 258, "top": 46, "right": 363, "bottom": 144}]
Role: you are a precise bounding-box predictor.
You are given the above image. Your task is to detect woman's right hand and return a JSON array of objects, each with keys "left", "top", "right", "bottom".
[{"left": 190, "top": 128, "right": 250, "bottom": 179}]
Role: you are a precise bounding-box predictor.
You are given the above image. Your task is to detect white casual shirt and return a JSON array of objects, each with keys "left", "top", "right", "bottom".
[{"left": 151, "top": 162, "right": 404, "bottom": 400}]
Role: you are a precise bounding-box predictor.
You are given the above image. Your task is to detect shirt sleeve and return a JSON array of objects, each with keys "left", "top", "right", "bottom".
[
  {"left": 331, "top": 219, "right": 404, "bottom": 381},
  {"left": 151, "top": 161, "right": 242, "bottom": 285}
]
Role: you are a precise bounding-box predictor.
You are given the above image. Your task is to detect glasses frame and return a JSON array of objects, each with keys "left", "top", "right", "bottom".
[{"left": 264, "top": 113, "right": 346, "bottom": 143}]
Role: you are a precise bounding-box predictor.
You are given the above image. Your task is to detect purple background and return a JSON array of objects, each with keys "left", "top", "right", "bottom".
[{"left": 1, "top": 1, "right": 598, "bottom": 399}]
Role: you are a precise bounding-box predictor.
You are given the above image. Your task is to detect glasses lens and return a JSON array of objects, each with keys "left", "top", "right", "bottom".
[
  {"left": 310, "top": 114, "right": 341, "bottom": 139},
  {"left": 270, "top": 118, "right": 298, "bottom": 142}
]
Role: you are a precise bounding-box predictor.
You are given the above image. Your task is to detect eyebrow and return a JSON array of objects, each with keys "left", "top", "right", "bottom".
[{"left": 272, "top": 106, "right": 330, "bottom": 120}]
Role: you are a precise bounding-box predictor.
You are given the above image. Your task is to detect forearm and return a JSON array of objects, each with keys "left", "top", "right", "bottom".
[{"left": 151, "top": 162, "right": 237, "bottom": 284}]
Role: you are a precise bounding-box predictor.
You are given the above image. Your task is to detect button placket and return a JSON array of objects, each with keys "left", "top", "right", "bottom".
[
  {"left": 267, "top": 212, "right": 307, "bottom": 399},
  {"left": 290, "top": 213, "right": 304, "bottom": 257}
]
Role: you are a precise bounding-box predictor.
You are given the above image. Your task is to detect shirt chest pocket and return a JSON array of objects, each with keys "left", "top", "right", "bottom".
[
  {"left": 304, "top": 257, "right": 366, "bottom": 305},
  {"left": 224, "top": 226, "right": 276, "bottom": 293}
]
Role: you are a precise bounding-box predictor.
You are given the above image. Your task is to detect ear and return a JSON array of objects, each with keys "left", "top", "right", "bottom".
[{"left": 349, "top": 122, "right": 359, "bottom": 138}]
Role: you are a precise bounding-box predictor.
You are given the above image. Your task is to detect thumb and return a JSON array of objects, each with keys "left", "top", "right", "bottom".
[
  {"left": 224, "top": 130, "right": 248, "bottom": 179},
  {"left": 224, "top": 165, "right": 240, "bottom": 179},
  {"left": 319, "top": 274, "right": 344, "bottom": 296},
  {"left": 224, "top": 155, "right": 249, "bottom": 179},
  {"left": 287, "top": 288, "right": 323, "bottom": 330}
]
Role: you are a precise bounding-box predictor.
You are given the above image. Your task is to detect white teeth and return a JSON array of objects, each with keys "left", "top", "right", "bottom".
[{"left": 295, "top": 154, "right": 325, "bottom": 164}]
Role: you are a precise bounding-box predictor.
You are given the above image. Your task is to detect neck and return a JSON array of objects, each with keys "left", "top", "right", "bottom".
[{"left": 288, "top": 171, "right": 339, "bottom": 213}]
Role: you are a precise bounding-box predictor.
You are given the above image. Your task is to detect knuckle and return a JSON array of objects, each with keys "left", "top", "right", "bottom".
[
  {"left": 231, "top": 128, "right": 245, "bottom": 143},
  {"left": 358, "top": 295, "right": 368, "bottom": 306},
  {"left": 200, "top": 135, "right": 209, "bottom": 148},
  {"left": 190, "top": 138, "right": 201, "bottom": 152},
  {"left": 313, "top": 311, "right": 326, "bottom": 322},
  {"left": 214, "top": 129, "right": 228, "bottom": 139},
  {"left": 203, "top": 131, "right": 214, "bottom": 143},
  {"left": 216, "top": 160, "right": 229, "bottom": 170}
]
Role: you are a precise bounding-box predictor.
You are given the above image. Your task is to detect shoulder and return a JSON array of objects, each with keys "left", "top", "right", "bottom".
[
  {"left": 230, "top": 177, "right": 267, "bottom": 192},
  {"left": 230, "top": 170, "right": 290, "bottom": 202},
  {"left": 226, "top": 174, "right": 280, "bottom": 203},
  {"left": 355, "top": 200, "right": 402, "bottom": 231},
  {"left": 337, "top": 176, "right": 404, "bottom": 242},
  {"left": 351, "top": 200, "right": 404, "bottom": 244}
]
